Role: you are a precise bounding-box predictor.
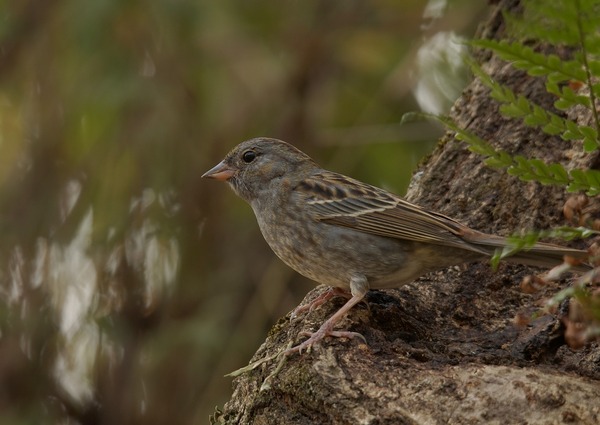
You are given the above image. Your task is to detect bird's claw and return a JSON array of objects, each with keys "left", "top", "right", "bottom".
[{"left": 285, "top": 327, "right": 366, "bottom": 355}]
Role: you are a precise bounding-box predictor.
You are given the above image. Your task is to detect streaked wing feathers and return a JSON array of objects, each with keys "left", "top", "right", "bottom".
[{"left": 296, "top": 171, "right": 477, "bottom": 250}]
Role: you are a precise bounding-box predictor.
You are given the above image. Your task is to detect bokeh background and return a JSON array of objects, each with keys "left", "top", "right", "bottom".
[{"left": 0, "top": 1, "right": 487, "bottom": 423}]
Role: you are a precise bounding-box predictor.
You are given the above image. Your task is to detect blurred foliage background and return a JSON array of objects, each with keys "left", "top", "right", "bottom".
[{"left": 0, "top": 0, "right": 487, "bottom": 423}]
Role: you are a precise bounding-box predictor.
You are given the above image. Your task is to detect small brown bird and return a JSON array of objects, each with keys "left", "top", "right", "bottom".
[{"left": 203, "top": 137, "right": 589, "bottom": 354}]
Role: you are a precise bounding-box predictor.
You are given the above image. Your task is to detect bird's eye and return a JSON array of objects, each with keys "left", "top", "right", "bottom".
[{"left": 242, "top": 150, "right": 256, "bottom": 163}]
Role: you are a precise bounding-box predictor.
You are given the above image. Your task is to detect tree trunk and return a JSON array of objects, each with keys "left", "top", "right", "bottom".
[{"left": 216, "top": 1, "right": 600, "bottom": 423}]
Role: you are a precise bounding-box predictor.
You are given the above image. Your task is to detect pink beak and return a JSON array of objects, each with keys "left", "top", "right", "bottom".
[{"left": 202, "top": 161, "right": 235, "bottom": 181}]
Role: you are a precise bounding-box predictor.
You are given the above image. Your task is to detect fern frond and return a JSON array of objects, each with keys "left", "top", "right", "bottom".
[
  {"left": 504, "top": 0, "right": 600, "bottom": 48},
  {"left": 469, "top": 60, "right": 600, "bottom": 151},
  {"left": 507, "top": 156, "right": 568, "bottom": 185},
  {"left": 470, "top": 39, "right": 586, "bottom": 83},
  {"left": 573, "top": 0, "right": 600, "bottom": 151},
  {"left": 422, "top": 1, "right": 600, "bottom": 200},
  {"left": 431, "top": 114, "right": 513, "bottom": 169},
  {"left": 546, "top": 81, "right": 592, "bottom": 110},
  {"left": 500, "top": 0, "right": 600, "bottom": 128},
  {"left": 425, "top": 114, "right": 600, "bottom": 196},
  {"left": 569, "top": 169, "right": 600, "bottom": 195}
]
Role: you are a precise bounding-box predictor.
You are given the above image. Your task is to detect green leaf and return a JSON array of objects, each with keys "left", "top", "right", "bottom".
[
  {"left": 542, "top": 121, "right": 563, "bottom": 135},
  {"left": 580, "top": 126, "right": 598, "bottom": 140},
  {"left": 547, "top": 163, "right": 569, "bottom": 182},
  {"left": 554, "top": 98, "right": 574, "bottom": 110},
  {"left": 583, "top": 137, "right": 599, "bottom": 152}
]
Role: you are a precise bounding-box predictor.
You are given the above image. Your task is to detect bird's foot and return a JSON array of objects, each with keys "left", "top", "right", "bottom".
[
  {"left": 284, "top": 322, "right": 366, "bottom": 355},
  {"left": 287, "top": 287, "right": 368, "bottom": 355},
  {"left": 228, "top": 288, "right": 367, "bottom": 380},
  {"left": 290, "top": 287, "right": 351, "bottom": 320}
]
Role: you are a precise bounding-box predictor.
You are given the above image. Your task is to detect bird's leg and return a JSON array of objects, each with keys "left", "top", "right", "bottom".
[
  {"left": 285, "top": 275, "right": 368, "bottom": 355},
  {"left": 230, "top": 279, "right": 367, "bottom": 375},
  {"left": 290, "top": 286, "right": 351, "bottom": 320}
]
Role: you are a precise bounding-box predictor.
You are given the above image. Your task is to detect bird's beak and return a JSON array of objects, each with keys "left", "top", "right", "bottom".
[{"left": 202, "top": 161, "right": 235, "bottom": 181}]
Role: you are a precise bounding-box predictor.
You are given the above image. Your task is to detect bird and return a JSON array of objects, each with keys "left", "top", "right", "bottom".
[{"left": 202, "top": 137, "right": 590, "bottom": 354}]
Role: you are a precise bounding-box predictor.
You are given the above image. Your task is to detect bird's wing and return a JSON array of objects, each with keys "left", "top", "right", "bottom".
[{"left": 295, "top": 171, "right": 482, "bottom": 251}]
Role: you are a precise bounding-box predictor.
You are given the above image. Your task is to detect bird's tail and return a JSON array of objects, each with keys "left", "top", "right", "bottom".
[{"left": 464, "top": 232, "right": 591, "bottom": 273}]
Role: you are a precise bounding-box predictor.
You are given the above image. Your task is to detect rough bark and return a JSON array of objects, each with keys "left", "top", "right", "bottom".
[{"left": 216, "top": 1, "right": 600, "bottom": 423}]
